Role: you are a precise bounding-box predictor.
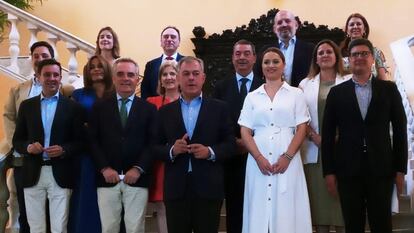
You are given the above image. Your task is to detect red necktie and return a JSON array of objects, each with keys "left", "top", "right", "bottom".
[{"left": 166, "top": 56, "right": 174, "bottom": 60}]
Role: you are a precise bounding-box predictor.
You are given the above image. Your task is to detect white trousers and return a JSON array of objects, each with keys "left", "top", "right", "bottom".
[
  {"left": 97, "top": 182, "right": 148, "bottom": 233},
  {"left": 24, "top": 166, "right": 71, "bottom": 233}
]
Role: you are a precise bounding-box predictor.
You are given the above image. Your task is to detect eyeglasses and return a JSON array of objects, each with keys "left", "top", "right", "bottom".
[{"left": 350, "top": 51, "right": 371, "bottom": 58}]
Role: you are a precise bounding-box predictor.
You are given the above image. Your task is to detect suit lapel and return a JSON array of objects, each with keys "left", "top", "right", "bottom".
[
  {"left": 124, "top": 96, "right": 138, "bottom": 131},
  {"left": 250, "top": 75, "right": 263, "bottom": 92},
  {"left": 33, "top": 96, "right": 45, "bottom": 143},
  {"left": 172, "top": 100, "right": 187, "bottom": 137},
  {"left": 50, "top": 95, "right": 66, "bottom": 144},
  {"left": 191, "top": 98, "right": 207, "bottom": 141},
  {"left": 345, "top": 80, "right": 364, "bottom": 122},
  {"left": 109, "top": 94, "right": 124, "bottom": 131},
  {"left": 365, "top": 78, "right": 378, "bottom": 122}
]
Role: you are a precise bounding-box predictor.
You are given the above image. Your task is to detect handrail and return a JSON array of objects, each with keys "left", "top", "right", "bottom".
[{"left": 0, "top": 1, "right": 95, "bottom": 55}]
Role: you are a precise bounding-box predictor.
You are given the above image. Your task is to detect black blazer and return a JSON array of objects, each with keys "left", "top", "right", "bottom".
[
  {"left": 140, "top": 53, "right": 185, "bottom": 99},
  {"left": 256, "top": 39, "right": 314, "bottom": 87},
  {"left": 212, "top": 74, "right": 263, "bottom": 138},
  {"left": 12, "top": 94, "right": 84, "bottom": 188},
  {"left": 89, "top": 93, "right": 157, "bottom": 187},
  {"left": 321, "top": 78, "right": 407, "bottom": 178},
  {"left": 153, "top": 98, "right": 236, "bottom": 200}
]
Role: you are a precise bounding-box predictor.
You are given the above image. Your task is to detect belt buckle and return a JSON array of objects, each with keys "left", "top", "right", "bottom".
[{"left": 42, "top": 160, "right": 52, "bottom": 166}]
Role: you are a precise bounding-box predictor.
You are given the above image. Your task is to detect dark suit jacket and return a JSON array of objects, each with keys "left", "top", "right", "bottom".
[
  {"left": 256, "top": 39, "right": 314, "bottom": 87},
  {"left": 89, "top": 93, "right": 157, "bottom": 187},
  {"left": 140, "top": 53, "right": 185, "bottom": 99},
  {"left": 153, "top": 98, "right": 236, "bottom": 200},
  {"left": 321, "top": 78, "right": 407, "bottom": 178},
  {"left": 12, "top": 94, "right": 84, "bottom": 188},
  {"left": 212, "top": 74, "right": 263, "bottom": 138}
]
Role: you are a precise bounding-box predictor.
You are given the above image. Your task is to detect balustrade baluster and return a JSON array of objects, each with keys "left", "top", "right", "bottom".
[
  {"left": 7, "top": 14, "right": 20, "bottom": 74},
  {"left": 27, "top": 22, "right": 39, "bottom": 49},
  {"left": 66, "top": 42, "right": 79, "bottom": 84},
  {"left": 47, "top": 33, "right": 60, "bottom": 60}
]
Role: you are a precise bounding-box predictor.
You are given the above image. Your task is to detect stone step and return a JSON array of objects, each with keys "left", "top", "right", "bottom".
[{"left": 143, "top": 200, "right": 414, "bottom": 232}]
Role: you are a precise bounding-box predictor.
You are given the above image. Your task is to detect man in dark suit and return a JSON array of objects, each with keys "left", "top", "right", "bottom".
[
  {"left": 154, "top": 56, "right": 235, "bottom": 233},
  {"left": 12, "top": 59, "right": 83, "bottom": 233},
  {"left": 322, "top": 38, "right": 407, "bottom": 233},
  {"left": 256, "top": 10, "right": 313, "bottom": 87},
  {"left": 90, "top": 58, "right": 157, "bottom": 233},
  {"left": 212, "top": 39, "right": 263, "bottom": 233},
  {"left": 140, "top": 26, "right": 185, "bottom": 99}
]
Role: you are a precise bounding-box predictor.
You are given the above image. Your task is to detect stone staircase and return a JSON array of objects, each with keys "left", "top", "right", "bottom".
[{"left": 141, "top": 197, "right": 414, "bottom": 233}]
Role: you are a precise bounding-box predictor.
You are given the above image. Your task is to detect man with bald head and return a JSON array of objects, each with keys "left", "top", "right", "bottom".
[{"left": 257, "top": 10, "right": 313, "bottom": 87}]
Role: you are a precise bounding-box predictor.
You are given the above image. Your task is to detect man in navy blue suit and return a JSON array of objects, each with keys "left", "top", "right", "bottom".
[{"left": 140, "top": 26, "right": 184, "bottom": 99}]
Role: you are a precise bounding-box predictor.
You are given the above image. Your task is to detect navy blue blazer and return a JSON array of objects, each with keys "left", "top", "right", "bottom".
[
  {"left": 140, "top": 53, "right": 185, "bottom": 99},
  {"left": 322, "top": 78, "right": 407, "bottom": 177},
  {"left": 13, "top": 94, "right": 84, "bottom": 188},
  {"left": 212, "top": 74, "right": 263, "bottom": 138},
  {"left": 153, "top": 98, "right": 236, "bottom": 200},
  {"left": 89, "top": 93, "right": 157, "bottom": 187}
]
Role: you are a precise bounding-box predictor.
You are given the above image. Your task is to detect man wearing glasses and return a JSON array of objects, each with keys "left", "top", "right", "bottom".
[
  {"left": 89, "top": 58, "right": 157, "bottom": 233},
  {"left": 322, "top": 38, "right": 407, "bottom": 233}
]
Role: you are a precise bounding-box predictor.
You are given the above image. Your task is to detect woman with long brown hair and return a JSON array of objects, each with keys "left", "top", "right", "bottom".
[
  {"left": 340, "top": 13, "right": 388, "bottom": 80},
  {"left": 299, "top": 39, "right": 349, "bottom": 233}
]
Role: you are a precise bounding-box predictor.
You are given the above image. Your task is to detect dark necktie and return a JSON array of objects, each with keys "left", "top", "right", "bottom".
[
  {"left": 240, "top": 78, "right": 249, "bottom": 102},
  {"left": 120, "top": 98, "right": 129, "bottom": 127},
  {"left": 166, "top": 56, "right": 174, "bottom": 60}
]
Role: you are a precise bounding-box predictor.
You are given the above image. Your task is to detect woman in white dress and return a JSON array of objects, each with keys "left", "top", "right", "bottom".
[{"left": 239, "top": 47, "right": 312, "bottom": 233}]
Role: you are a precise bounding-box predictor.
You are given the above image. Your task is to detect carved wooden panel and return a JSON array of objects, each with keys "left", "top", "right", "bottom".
[{"left": 191, "top": 8, "right": 345, "bottom": 95}]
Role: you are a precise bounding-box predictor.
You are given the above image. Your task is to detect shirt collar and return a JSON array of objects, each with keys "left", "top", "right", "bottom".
[
  {"left": 256, "top": 81, "right": 290, "bottom": 95},
  {"left": 352, "top": 75, "right": 373, "bottom": 87},
  {"left": 162, "top": 52, "right": 178, "bottom": 60},
  {"left": 41, "top": 91, "right": 59, "bottom": 101},
  {"left": 32, "top": 76, "right": 41, "bottom": 86},
  {"left": 236, "top": 71, "right": 254, "bottom": 82},
  {"left": 117, "top": 93, "right": 135, "bottom": 102},
  {"left": 278, "top": 36, "right": 296, "bottom": 48},
  {"left": 179, "top": 93, "right": 203, "bottom": 105}
]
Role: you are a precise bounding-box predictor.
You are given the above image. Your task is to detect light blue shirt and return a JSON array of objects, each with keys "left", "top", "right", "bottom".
[
  {"left": 168, "top": 94, "right": 215, "bottom": 171},
  {"left": 279, "top": 36, "right": 296, "bottom": 85},
  {"left": 40, "top": 92, "right": 59, "bottom": 160},
  {"left": 236, "top": 71, "right": 254, "bottom": 92},
  {"left": 116, "top": 93, "right": 135, "bottom": 115},
  {"left": 28, "top": 77, "right": 42, "bottom": 98},
  {"left": 352, "top": 76, "right": 372, "bottom": 120}
]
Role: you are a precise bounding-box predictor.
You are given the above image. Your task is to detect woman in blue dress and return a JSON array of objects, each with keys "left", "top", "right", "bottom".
[{"left": 69, "top": 55, "right": 113, "bottom": 233}]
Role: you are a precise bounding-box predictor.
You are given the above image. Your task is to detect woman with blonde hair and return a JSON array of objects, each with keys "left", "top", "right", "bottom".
[
  {"left": 95, "top": 26, "right": 120, "bottom": 64},
  {"left": 147, "top": 61, "right": 180, "bottom": 233}
]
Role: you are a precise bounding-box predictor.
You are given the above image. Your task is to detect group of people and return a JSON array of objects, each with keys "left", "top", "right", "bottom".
[{"left": 2, "top": 8, "right": 407, "bottom": 233}]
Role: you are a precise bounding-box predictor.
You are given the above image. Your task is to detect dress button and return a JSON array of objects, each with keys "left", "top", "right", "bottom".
[
  {"left": 269, "top": 152, "right": 272, "bottom": 155},
  {"left": 270, "top": 108, "right": 273, "bottom": 111},
  {"left": 271, "top": 123, "right": 274, "bottom": 126},
  {"left": 268, "top": 198, "right": 271, "bottom": 201},
  {"left": 268, "top": 184, "right": 271, "bottom": 187}
]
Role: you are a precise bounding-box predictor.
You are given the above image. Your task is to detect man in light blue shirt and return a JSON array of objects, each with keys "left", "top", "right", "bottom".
[
  {"left": 13, "top": 59, "right": 83, "bottom": 233},
  {"left": 154, "top": 56, "right": 235, "bottom": 233},
  {"left": 271, "top": 9, "right": 314, "bottom": 87}
]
